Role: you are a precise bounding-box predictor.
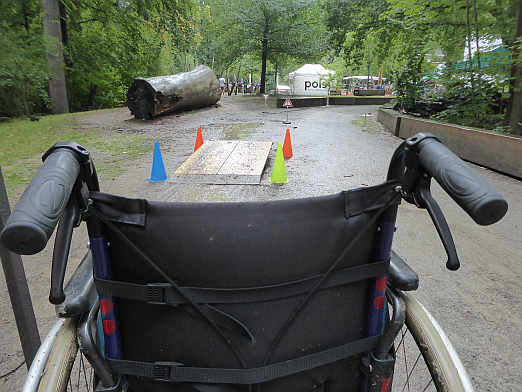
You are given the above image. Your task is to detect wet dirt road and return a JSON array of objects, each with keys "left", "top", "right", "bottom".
[{"left": 1, "top": 95, "right": 521, "bottom": 390}]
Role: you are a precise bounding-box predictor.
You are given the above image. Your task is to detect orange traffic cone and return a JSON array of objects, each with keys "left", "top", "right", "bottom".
[
  {"left": 194, "top": 127, "right": 204, "bottom": 152},
  {"left": 283, "top": 128, "right": 293, "bottom": 158}
]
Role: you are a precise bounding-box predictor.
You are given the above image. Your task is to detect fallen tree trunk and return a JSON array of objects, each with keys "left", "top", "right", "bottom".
[{"left": 127, "top": 65, "right": 221, "bottom": 119}]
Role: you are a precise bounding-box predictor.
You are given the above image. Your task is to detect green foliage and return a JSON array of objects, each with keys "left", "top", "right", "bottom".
[
  {"left": 66, "top": 4, "right": 163, "bottom": 110},
  {"left": 0, "top": 5, "right": 48, "bottom": 116},
  {"left": 197, "top": 0, "right": 330, "bottom": 90},
  {"left": 1, "top": 0, "right": 200, "bottom": 116},
  {"left": 430, "top": 71, "right": 506, "bottom": 129},
  {"left": 2, "top": 0, "right": 519, "bottom": 129},
  {"left": 392, "top": 52, "right": 426, "bottom": 112},
  {"left": 325, "top": 0, "right": 519, "bottom": 132},
  {"left": 64, "top": 0, "right": 199, "bottom": 110}
]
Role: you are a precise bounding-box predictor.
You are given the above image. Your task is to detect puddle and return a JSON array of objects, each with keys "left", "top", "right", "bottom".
[
  {"left": 351, "top": 119, "right": 381, "bottom": 134},
  {"left": 201, "top": 122, "right": 262, "bottom": 140}
]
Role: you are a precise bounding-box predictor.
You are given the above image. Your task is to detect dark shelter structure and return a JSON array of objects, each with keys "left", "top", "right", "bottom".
[{"left": 127, "top": 65, "right": 221, "bottom": 120}]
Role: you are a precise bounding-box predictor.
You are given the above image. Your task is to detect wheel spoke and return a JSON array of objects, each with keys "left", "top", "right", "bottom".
[
  {"left": 81, "top": 354, "right": 90, "bottom": 391},
  {"left": 401, "top": 353, "right": 422, "bottom": 392},
  {"left": 395, "top": 327, "right": 408, "bottom": 354},
  {"left": 76, "top": 354, "right": 82, "bottom": 390},
  {"left": 422, "top": 378, "right": 434, "bottom": 392}
]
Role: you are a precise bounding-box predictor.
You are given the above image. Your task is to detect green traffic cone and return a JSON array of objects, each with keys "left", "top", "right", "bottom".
[{"left": 269, "top": 142, "right": 288, "bottom": 184}]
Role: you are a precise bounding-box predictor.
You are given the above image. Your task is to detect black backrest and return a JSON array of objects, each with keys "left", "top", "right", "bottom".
[{"left": 91, "top": 181, "right": 399, "bottom": 392}]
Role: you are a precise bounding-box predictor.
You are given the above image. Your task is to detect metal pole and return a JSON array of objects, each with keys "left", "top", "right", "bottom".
[{"left": 0, "top": 166, "right": 41, "bottom": 368}]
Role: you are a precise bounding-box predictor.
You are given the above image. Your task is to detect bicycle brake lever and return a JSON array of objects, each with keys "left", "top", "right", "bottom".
[
  {"left": 416, "top": 176, "right": 460, "bottom": 271},
  {"left": 50, "top": 197, "right": 80, "bottom": 304}
]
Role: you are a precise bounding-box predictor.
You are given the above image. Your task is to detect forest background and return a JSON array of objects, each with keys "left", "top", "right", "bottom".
[{"left": 1, "top": 0, "right": 521, "bottom": 134}]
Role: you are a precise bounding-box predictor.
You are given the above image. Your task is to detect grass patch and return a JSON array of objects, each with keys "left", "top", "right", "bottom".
[
  {"left": 0, "top": 113, "right": 151, "bottom": 199},
  {"left": 352, "top": 118, "right": 382, "bottom": 134}
]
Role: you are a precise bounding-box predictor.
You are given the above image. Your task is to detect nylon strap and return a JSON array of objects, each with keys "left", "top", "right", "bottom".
[
  {"left": 94, "top": 261, "right": 389, "bottom": 306},
  {"left": 107, "top": 335, "right": 379, "bottom": 384}
]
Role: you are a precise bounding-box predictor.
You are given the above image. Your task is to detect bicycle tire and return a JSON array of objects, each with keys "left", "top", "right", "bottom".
[
  {"left": 37, "top": 318, "right": 79, "bottom": 392},
  {"left": 25, "top": 295, "right": 474, "bottom": 392},
  {"left": 398, "top": 291, "right": 474, "bottom": 392}
]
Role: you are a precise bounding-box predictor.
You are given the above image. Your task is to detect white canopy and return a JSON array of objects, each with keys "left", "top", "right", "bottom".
[
  {"left": 289, "top": 64, "right": 335, "bottom": 77},
  {"left": 288, "top": 64, "right": 335, "bottom": 96}
]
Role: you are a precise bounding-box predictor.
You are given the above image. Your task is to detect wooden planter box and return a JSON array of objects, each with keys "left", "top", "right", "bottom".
[{"left": 377, "top": 108, "right": 522, "bottom": 179}]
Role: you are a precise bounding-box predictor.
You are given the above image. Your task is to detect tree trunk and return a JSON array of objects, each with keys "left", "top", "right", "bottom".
[
  {"left": 127, "top": 65, "right": 221, "bottom": 119},
  {"left": 235, "top": 62, "right": 241, "bottom": 95},
  {"left": 274, "top": 63, "right": 278, "bottom": 92},
  {"left": 59, "top": 1, "right": 68, "bottom": 47},
  {"left": 466, "top": 1, "right": 475, "bottom": 91},
  {"left": 88, "top": 83, "right": 97, "bottom": 108},
  {"left": 22, "top": 0, "right": 30, "bottom": 32},
  {"left": 59, "top": 0, "right": 72, "bottom": 109},
  {"left": 225, "top": 69, "right": 229, "bottom": 94},
  {"left": 473, "top": 0, "right": 481, "bottom": 70},
  {"left": 41, "top": 0, "right": 69, "bottom": 113},
  {"left": 260, "top": 37, "right": 268, "bottom": 94},
  {"left": 509, "top": 0, "right": 522, "bottom": 135}
]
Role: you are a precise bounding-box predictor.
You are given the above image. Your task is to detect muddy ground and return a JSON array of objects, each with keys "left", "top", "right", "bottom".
[{"left": 1, "top": 95, "right": 521, "bottom": 391}]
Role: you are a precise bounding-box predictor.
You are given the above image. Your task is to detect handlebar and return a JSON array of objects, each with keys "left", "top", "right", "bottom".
[
  {"left": 0, "top": 149, "right": 81, "bottom": 255},
  {"left": 386, "top": 133, "right": 509, "bottom": 270},
  {"left": 414, "top": 136, "right": 508, "bottom": 226}
]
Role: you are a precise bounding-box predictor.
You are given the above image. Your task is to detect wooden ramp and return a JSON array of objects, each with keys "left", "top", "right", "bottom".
[{"left": 173, "top": 141, "right": 272, "bottom": 184}]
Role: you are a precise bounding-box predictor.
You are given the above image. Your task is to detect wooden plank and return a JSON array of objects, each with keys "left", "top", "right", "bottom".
[
  {"left": 174, "top": 141, "right": 237, "bottom": 175},
  {"left": 173, "top": 141, "right": 272, "bottom": 184},
  {"left": 218, "top": 141, "right": 272, "bottom": 184}
]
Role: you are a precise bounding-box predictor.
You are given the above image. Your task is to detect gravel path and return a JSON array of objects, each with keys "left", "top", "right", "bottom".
[{"left": 1, "top": 95, "right": 520, "bottom": 390}]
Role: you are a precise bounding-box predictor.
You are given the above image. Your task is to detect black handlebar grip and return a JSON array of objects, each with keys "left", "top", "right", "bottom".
[
  {"left": 417, "top": 138, "right": 508, "bottom": 225},
  {"left": 0, "top": 149, "right": 80, "bottom": 254}
]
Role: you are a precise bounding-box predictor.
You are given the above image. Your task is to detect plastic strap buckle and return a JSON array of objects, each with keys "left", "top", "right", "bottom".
[
  {"left": 146, "top": 284, "right": 167, "bottom": 304},
  {"left": 152, "top": 362, "right": 182, "bottom": 381}
]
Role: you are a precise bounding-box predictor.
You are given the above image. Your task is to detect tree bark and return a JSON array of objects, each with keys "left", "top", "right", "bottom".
[
  {"left": 473, "top": 0, "right": 481, "bottom": 70},
  {"left": 509, "top": 0, "right": 522, "bottom": 135},
  {"left": 235, "top": 62, "right": 241, "bottom": 95},
  {"left": 22, "top": 0, "right": 30, "bottom": 32},
  {"left": 127, "top": 65, "right": 221, "bottom": 119},
  {"left": 466, "top": 1, "right": 475, "bottom": 91},
  {"left": 274, "top": 63, "right": 278, "bottom": 92},
  {"left": 41, "top": 0, "right": 69, "bottom": 113},
  {"left": 225, "top": 69, "right": 229, "bottom": 94},
  {"left": 59, "top": 1, "right": 68, "bottom": 47},
  {"left": 88, "top": 83, "right": 97, "bottom": 108},
  {"left": 260, "top": 37, "right": 268, "bottom": 94}
]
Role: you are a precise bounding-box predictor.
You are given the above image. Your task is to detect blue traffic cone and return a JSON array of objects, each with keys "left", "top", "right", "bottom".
[{"left": 149, "top": 141, "right": 167, "bottom": 182}]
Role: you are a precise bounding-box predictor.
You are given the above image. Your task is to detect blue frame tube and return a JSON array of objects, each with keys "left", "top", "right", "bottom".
[
  {"left": 362, "top": 205, "right": 398, "bottom": 392},
  {"left": 90, "top": 237, "right": 123, "bottom": 360}
]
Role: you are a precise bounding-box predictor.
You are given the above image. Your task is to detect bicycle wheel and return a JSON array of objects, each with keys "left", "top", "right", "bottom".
[
  {"left": 26, "top": 293, "right": 473, "bottom": 392},
  {"left": 392, "top": 291, "right": 474, "bottom": 392},
  {"left": 23, "top": 317, "right": 98, "bottom": 392}
]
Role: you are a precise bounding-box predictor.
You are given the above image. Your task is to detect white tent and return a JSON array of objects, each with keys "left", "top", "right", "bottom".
[{"left": 289, "top": 64, "right": 335, "bottom": 96}]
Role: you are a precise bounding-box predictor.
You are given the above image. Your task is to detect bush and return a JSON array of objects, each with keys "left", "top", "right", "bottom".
[
  {"left": 0, "top": 22, "right": 49, "bottom": 117},
  {"left": 430, "top": 71, "right": 507, "bottom": 130}
]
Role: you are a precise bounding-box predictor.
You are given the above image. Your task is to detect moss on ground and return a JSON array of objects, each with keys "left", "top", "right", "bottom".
[{"left": 352, "top": 118, "right": 381, "bottom": 134}]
